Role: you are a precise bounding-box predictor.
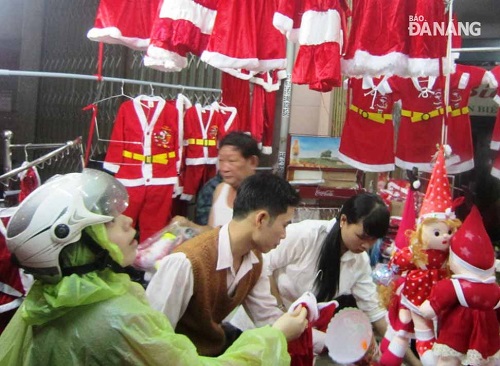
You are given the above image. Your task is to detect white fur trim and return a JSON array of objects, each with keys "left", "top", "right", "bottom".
[
  {"left": 490, "top": 141, "right": 500, "bottom": 151},
  {"left": 338, "top": 151, "right": 395, "bottom": 172},
  {"left": 201, "top": 51, "right": 260, "bottom": 71},
  {"left": 185, "top": 157, "right": 218, "bottom": 165},
  {"left": 87, "top": 27, "right": 150, "bottom": 51},
  {"left": 450, "top": 250, "right": 496, "bottom": 278},
  {"left": 180, "top": 193, "right": 194, "bottom": 201},
  {"left": 446, "top": 158, "right": 474, "bottom": 174},
  {"left": 261, "top": 146, "right": 272, "bottom": 155},
  {"left": 159, "top": 0, "right": 217, "bottom": 35},
  {"left": 299, "top": 10, "right": 342, "bottom": 45},
  {"left": 117, "top": 177, "right": 178, "bottom": 187},
  {"left": 273, "top": 12, "right": 293, "bottom": 34},
  {"left": 341, "top": 51, "right": 408, "bottom": 78},
  {"left": 145, "top": 45, "right": 187, "bottom": 71},
  {"left": 287, "top": 28, "right": 300, "bottom": 44},
  {"left": 103, "top": 162, "right": 120, "bottom": 174},
  {"left": 493, "top": 95, "right": 500, "bottom": 106},
  {"left": 458, "top": 72, "right": 470, "bottom": 90},
  {"left": 407, "top": 58, "right": 440, "bottom": 77}
]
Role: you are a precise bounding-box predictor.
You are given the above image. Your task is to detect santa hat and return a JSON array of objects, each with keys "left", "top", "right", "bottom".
[
  {"left": 418, "top": 146, "right": 455, "bottom": 223},
  {"left": 395, "top": 189, "right": 417, "bottom": 250},
  {"left": 450, "top": 206, "right": 496, "bottom": 277}
]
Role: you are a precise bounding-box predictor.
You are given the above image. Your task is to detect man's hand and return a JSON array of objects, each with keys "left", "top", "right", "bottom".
[{"left": 272, "top": 305, "right": 308, "bottom": 341}]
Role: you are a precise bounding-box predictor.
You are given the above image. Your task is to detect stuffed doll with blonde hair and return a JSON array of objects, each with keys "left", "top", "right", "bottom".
[{"left": 379, "top": 147, "right": 462, "bottom": 366}]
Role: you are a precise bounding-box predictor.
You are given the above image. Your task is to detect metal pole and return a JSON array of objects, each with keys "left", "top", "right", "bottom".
[
  {"left": 0, "top": 69, "right": 222, "bottom": 94},
  {"left": 276, "top": 40, "right": 296, "bottom": 178},
  {"left": 1, "top": 130, "right": 13, "bottom": 175}
]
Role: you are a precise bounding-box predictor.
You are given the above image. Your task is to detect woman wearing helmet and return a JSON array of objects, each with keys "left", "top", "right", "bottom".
[{"left": 0, "top": 169, "right": 307, "bottom": 365}]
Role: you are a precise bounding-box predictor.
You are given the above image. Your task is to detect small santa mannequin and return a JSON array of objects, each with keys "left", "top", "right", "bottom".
[
  {"left": 379, "top": 147, "right": 462, "bottom": 366},
  {"left": 419, "top": 206, "right": 500, "bottom": 366}
]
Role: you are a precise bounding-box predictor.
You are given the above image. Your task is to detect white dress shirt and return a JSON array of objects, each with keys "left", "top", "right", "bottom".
[
  {"left": 145, "top": 224, "right": 283, "bottom": 328},
  {"left": 265, "top": 218, "right": 387, "bottom": 352}
]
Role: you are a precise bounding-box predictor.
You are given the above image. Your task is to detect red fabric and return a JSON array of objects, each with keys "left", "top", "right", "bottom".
[
  {"left": 399, "top": 248, "right": 449, "bottom": 308},
  {"left": 181, "top": 165, "right": 217, "bottom": 199},
  {"left": 488, "top": 66, "right": 500, "bottom": 150},
  {"left": 338, "top": 77, "right": 395, "bottom": 172},
  {"left": 18, "top": 167, "right": 40, "bottom": 203},
  {"left": 446, "top": 64, "right": 487, "bottom": 174},
  {"left": 388, "top": 76, "right": 446, "bottom": 172},
  {"left": 250, "top": 84, "right": 276, "bottom": 154},
  {"left": 201, "top": 0, "right": 286, "bottom": 74},
  {"left": 394, "top": 189, "right": 416, "bottom": 250},
  {"left": 149, "top": 0, "right": 219, "bottom": 57},
  {"left": 125, "top": 184, "right": 175, "bottom": 243},
  {"left": 0, "top": 216, "right": 24, "bottom": 334},
  {"left": 104, "top": 98, "right": 179, "bottom": 185},
  {"left": 89, "top": 0, "right": 160, "bottom": 50},
  {"left": 221, "top": 73, "right": 251, "bottom": 133},
  {"left": 429, "top": 279, "right": 500, "bottom": 360}
]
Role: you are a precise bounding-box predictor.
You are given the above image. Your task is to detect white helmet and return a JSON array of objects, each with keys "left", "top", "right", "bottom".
[{"left": 6, "top": 169, "right": 128, "bottom": 281}]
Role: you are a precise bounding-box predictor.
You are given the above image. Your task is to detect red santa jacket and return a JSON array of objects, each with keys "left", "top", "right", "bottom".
[
  {"left": 182, "top": 103, "right": 226, "bottom": 166},
  {"left": 104, "top": 96, "right": 179, "bottom": 186}
]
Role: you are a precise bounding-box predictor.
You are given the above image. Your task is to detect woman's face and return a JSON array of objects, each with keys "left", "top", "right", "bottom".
[
  {"left": 339, "top": 215, "right": 378, "bottom": 254},
  {"left": 105, "top": 215, "right": 138, "bottom": 266}
]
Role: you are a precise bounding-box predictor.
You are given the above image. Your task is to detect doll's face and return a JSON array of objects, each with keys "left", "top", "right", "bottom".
[{"left": 421, "top": 220, "right": 454, "bottom": 251}]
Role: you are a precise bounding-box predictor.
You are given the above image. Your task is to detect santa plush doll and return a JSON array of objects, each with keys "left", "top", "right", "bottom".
[{"left": 419, "top": 206, "right": 500, "bottom": 366}]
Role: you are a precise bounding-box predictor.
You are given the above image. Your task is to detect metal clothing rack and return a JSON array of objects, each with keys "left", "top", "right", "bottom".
[
  {"left": 0, "top": 69, "right": 222, "bottom": 94},
  {"left": 0, "top": 131, "right": 84, "bottom": 184}
]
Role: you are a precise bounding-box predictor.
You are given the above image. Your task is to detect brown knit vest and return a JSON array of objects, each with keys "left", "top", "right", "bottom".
[{"left": 173, "top": 227, "right": 263, "bottom": 356}]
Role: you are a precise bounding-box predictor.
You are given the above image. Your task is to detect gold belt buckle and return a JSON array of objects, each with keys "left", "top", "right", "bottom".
[
  {"left": 361, "top": 110, "right": 369, "bottom": 119},
  {"left": 145, "top": 155, "right": 152, "bottom": 164},
  {"left": 421, "top": 113, "right": 430, "bottom": 121}
]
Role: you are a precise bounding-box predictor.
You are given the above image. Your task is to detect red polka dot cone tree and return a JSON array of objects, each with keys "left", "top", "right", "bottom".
[{"left": 380, "top": 146, "right": 462, "bottom": 366}]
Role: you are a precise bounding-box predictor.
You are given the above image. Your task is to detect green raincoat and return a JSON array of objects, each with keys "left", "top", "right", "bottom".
[{"left": 0, "top": 225, "right": 290, "bottom": 365}]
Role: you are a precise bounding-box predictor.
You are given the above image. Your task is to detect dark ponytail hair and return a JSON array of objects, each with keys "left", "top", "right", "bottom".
[{"left": 313, "top": 193, "right": 390, "bottom": 302}]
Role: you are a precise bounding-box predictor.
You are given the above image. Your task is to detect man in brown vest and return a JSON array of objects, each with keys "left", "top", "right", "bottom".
[{"left": 146, "top": 173, "right": 302, "bottom": 356}]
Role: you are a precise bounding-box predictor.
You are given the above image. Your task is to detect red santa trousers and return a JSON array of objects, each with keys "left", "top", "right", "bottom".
[
  {"left": 87, "top": 0, "right": 160, "bottom": 51},
  {"left": 145, "top": 0, "right": 219, "bottom": 72},
  {"left": 292, "top": 0, "right": 349, "bottom": 92},
  {"left": 338, "top": 77, "right": 395, "bottom": 172},
  {"left": 221, "top": 72, "right": 251, "bottom": 133},
  {"left": 250, "top": 84, "right": 277, "bottom": 155}
]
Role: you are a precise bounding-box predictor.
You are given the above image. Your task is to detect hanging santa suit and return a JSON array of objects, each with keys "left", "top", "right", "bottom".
[
  {"left": 17, "top": 164, "right": 41, "bottom": 203},
  {"left": 389, "top": 75, "right": 456, "bottom": 172},
  {"left": 221, "top": 72, "right": 251, "bottom": 132},
  {"left": 104, "top": 96, "right": 179, "bottom": 243},
  {"left": 489, "top": 66, "right": 500, "bottom": 152},
  {"left": 145, "top": 0, "right": 219, "bottom": 72},
  {"left": 291, "top": 0, "right": 349, "bottom": 92},
  {"left": 87, "top": 0, "right": 160, "bottom": 51},
  {"left": 249, "top": 71, "right": 286, "bottom": 155},
  {"left": 341, "top": 0, "right": 409, "bottom": 77},
  {"left": 406, "top": 0, "right": 447, "bottom": 76},
  {"left": 273, "top": 0, "right": 302, "bottom": 43},
  {"left": 201, "top": 0, "right": 286, "bottom": 79},
  {"left": 338, "top": 76, "right": 395, "bottom": 172},
  {"left": 445, "top": 64, "right": 488, "bottom": 174},
  {"left": 180, "top": 103, "right": 225, "bottom": 201}
]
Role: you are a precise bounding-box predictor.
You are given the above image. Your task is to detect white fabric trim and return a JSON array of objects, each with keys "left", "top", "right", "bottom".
[
  {"left": 159, "top": 0, "right": 217, "bottom": 35},
  {"left": 449, "top": 251, "right": 495, "bottom": 278},
  {"left": 0, "top": 298, "right": 23, "bottom": 313},
  {"left": 451, "top": 278, "right": 468, "bottom": 307},
  {"left": 338, "top": 151, "right": 395, "bottom": 172},
  {"left": 299, "top": 10, "right": 342, "bottom": 45},
  {"left": 0, "top": 282, "right": 23, "bottom": 297},
  {"left": 273, "top": 12, "right": 293, "bottom": 34},
  {"left": 492, "top": 165, "right": 500, "bottom": 180},
  {"left": 494, "top": 95, "right": 500, "bottom": 106},
  {"left": 261, "top": 146, "right": 272, "bottom": 155},
  {"left": 446, "top": 158, "right": 474, "bottom": 174},
  {"left": 491, "top": 140, "right": 500, "bottom": 151},
  {"left": 185, "top": 157, "right": 218, "bottom": 165},
  {"left": 145, "top": 45, "right": 187, "bottom": 71},
  {"left": 458, "top": 72, "right": 470, "bottom": 90},
  {"left": 342, "top": 51, "right": 408, "bottom": 78},
  {"left": 103, "top": 162, "right": 119, "bottom": 174},
  {"left": 87, "top": 27, "right": 150, "bottom": 51},
  {"left": 117, "top": 177, "right": 178, "bottom": 186},
  {"left": 180, "top": 193, "right": 194, "bottom": 201}
]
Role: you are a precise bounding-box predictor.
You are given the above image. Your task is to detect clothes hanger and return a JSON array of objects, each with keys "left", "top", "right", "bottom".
[{"left": 91, "top": 81, "right": 149, "bottom": 108}]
